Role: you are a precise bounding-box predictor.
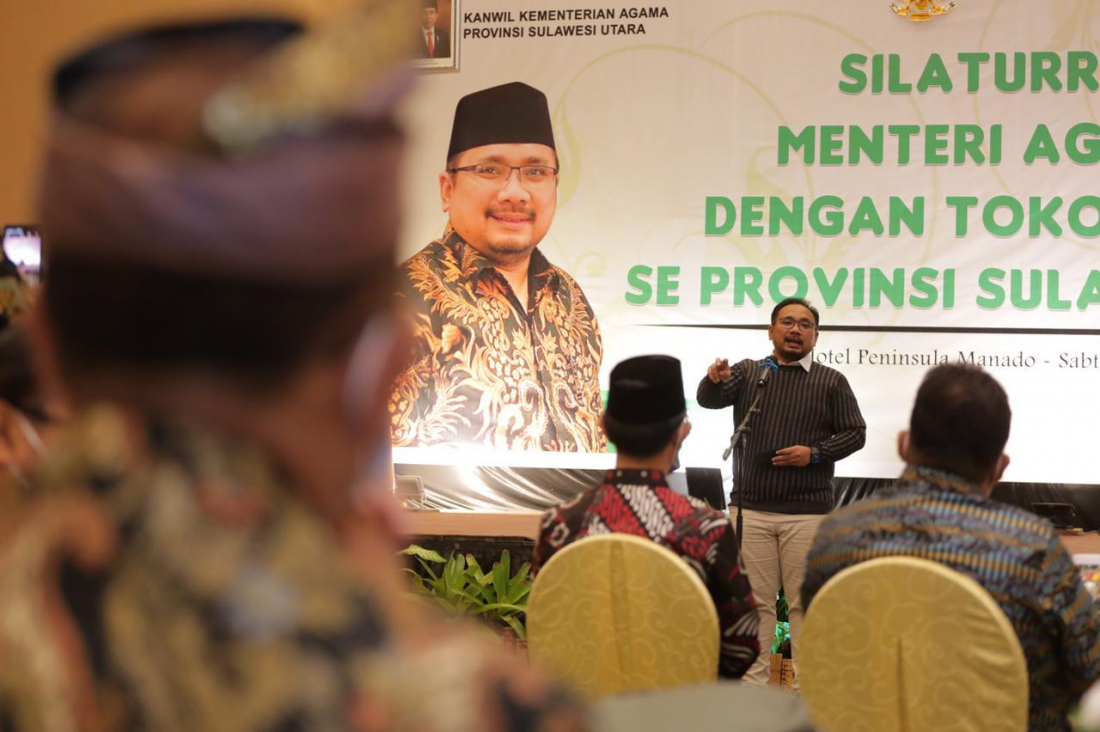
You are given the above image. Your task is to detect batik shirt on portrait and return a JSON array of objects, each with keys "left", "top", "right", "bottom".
[
  {"left": 390, "top": 230, "right": 604, "bottom": 452},
  {"left": 534, "top": 469, "right": 760, "bottom": 679}
]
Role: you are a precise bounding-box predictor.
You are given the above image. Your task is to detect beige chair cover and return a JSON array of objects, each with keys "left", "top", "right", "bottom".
[
  {"left": 527, "top": 533, "right": 719, "bottom": 700},
  {"left": 800, "top": 556, "right": 1028, "bottom": 732}
]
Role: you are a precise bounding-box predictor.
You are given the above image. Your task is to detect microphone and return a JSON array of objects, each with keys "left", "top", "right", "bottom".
[
  {"left": 757, "top": 358, "right": 778, "bottom": 387},
  {"left": 723, "top": 358, "right": 779, "bottom": 461}
]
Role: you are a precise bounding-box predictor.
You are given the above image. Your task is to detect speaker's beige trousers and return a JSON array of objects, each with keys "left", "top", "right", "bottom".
[{"left": 736, "top": 508, "right": 824, "bottom": 689}]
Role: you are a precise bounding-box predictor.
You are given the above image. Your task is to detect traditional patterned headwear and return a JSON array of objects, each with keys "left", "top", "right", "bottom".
[
  {"left": 35, "top": 1, "right": 418, "bottom": 397},
  {"left": 605, "top": 355, "right": 686, "bottom": 427},
  {"left": 39, "top": 0, "right": 416, "bottom": 287},
  {"left": 446, "top": 82, "right": 555, "bottom": 161}
]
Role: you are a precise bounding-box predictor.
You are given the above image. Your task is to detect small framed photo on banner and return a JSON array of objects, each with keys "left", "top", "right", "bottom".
[{"left": 413, "top": 0, "right": 459, "bottom": 71}]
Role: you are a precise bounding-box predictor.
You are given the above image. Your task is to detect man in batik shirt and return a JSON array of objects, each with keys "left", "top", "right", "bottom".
[
  {"left": 390, "top": 82, "right": 603, "bottom": 452},
  {"left": 534, "top": 355, "right": 759, "bottom": 678},
  {"left": 0, "top": 16, "right": 586, "bottom": 731},
  {"left": 804, "top": 364, "right": 1100, "bottom": 732}
]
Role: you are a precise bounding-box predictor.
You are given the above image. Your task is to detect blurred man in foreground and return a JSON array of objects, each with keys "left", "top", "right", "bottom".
[
  {"left": 0, "top": 13, "right": 584, "bottom": 731},
  {"left": 804, "top": 364, "right": 1100, "bottom": 731}
]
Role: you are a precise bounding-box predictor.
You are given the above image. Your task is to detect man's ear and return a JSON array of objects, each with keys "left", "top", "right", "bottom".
[
  {"left": 897, "top": 430, "right": 910, "bottom": 462},
  {"left": 665, "top": 420, "right": 690, "bottom": 455},
  {"left": 342, "top": 313, "right": 410, "bottom": 440},
  {"left": 342, "top": 314, "right": 410, "bottom": 512},
  {"left": 439, "top": 170, "right": 453, "bottom": 213},
  {"left": 991, "top": 453, "right": 1010, "bottom": 485}
]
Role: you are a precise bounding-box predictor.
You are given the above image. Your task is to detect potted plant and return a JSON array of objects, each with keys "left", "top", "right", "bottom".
[
  {"left": 399, "top": 544, "right": 532, "bottom": 647},
  {"left": 769, "top": 589, "right": 794, "bottom": 688}
]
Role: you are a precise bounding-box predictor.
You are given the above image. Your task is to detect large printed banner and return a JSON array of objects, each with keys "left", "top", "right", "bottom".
[{"left": 392, "top": 0, "right": 1100, "bottom": 484}]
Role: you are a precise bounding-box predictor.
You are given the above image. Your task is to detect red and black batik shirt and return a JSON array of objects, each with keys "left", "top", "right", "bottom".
[{"left": 534, "top": 468, "right": 760, "bottom": 679}]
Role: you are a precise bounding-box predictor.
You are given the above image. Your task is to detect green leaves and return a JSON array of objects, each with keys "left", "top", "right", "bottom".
[
  {"left": 398, "top": 544, "right": 447, "bottom": 564},
  {"left": 772, "top": 588, "right": 791, "bottom": 655},
  {"left": 772, "top": 621, "right": 791, "bottom": 655},
  {"left": 399, "top": 545, "right": 532, "bottom": 639}
]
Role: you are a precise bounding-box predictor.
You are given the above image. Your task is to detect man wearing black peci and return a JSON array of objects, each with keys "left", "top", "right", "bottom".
[
  {"left": 390, "top": 82, "right": 603, "bottom": 451},
  {"left": 697, "top": 297, "right": 865, "bottom": 688},
  {"left": 536, "top": 355, "right": 760, "bottom": 679}
]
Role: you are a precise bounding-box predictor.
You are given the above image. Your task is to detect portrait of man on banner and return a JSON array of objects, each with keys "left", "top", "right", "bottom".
[
  {"left": 390, "top": 82, "right": 604, "bottom": 452},
  {"left": 413, "top": 0, "right": 457, "bottom": 70}
]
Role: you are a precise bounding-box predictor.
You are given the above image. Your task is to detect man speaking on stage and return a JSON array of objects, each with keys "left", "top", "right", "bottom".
[{"left": 697, "top": 296, "right": 866, "bottom": 688}]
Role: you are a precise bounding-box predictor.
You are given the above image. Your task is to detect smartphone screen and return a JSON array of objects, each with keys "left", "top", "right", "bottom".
[{"left": 2, "top": 225, "right": 42, "bottom": 285}]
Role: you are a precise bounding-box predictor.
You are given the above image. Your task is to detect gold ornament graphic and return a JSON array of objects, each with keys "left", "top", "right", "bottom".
[{"left": 890, "top": 0, "right": 956, "bottom": 22}]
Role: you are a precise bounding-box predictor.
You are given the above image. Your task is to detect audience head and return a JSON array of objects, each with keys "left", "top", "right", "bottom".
[
  {"left": 33, "top": 17, "right": 414, "bottom": 516},
  {"left": 38, "top": 19, "right": 407, "bottom": 401},
  {"left": 603, "top": 355, "right": 690, "bottom": 471},
  {"left": 901, "top": 363, "right": 1011, "bottom": 491}
]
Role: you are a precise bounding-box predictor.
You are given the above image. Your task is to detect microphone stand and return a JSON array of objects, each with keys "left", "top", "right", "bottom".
[
  {"left": 723, "top": 362, "right": 774, "bottom": 548},
  {"left": 725, "top": 390, "right": 765, "bottom": 548}
]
